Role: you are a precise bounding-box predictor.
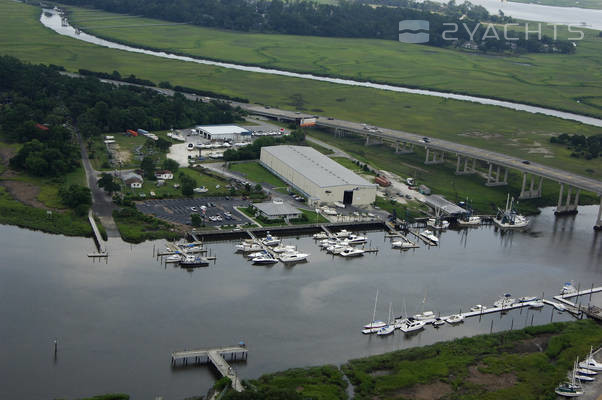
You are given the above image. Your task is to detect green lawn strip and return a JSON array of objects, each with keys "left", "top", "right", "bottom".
[
  {"left": 229, "top": 161, "right": 288, "bottom": 188},
  {"left": 112, "top": 207, "right": 181, "bottom": 243},
  {"left": 308, "top": 140, "right": 335, "bottom": 155},
  {"left": 331, "top": 157, "right": 377, "bottom": 176},
  {"left": 2, "top": 0, "right": 601, "bottom": 178},
  {"left": 0, "top": 186, "right": 92, "bottom": 236},
  {"left": 308, "top": 130, "right": 599, "bottom": 214},
  {"left": 342, "top": 320, "right": 602, "bottom": 400},
  {"left": 375, "top": 197, "right": 429, "bottom": 221},
  {"left": 292, "top": 208, "right": 330, "bottom": 224},
  {"left": 64, "top": 4, "right": 602, "bottom": 118}
]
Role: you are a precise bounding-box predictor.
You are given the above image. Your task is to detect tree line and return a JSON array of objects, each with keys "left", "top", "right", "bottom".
[
  {"left": 61, "top": 0, "right": 574, "bottom": 54},
  {"left": 223, "top": 130, "right": 306, "bottom": 161},
  {"left": 551, "top": 133, "right": 601, "bottom": 159}
]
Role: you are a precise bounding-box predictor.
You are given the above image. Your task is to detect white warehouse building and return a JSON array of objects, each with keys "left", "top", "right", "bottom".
[
  {"left": 260, "top": 145, "right": 377, "bottom": 206},
  {"left": 196, "top": 125, "right": 251, "bottom": 141}
]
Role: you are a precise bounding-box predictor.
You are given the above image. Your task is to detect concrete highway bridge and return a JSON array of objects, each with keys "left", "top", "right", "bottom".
[{"left": 239, "top": 104, "right": 602, "bottom": 231}]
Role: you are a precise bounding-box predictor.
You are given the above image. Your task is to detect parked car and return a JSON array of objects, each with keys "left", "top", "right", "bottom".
[{"left": 522, "top": 160, "right": 531, "bottom": 164}]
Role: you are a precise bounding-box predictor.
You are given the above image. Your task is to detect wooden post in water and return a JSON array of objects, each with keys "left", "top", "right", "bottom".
[
  {"left": 53, "top": 339, "right": 58, "bottom": 360},
  {"left": 589, "top": 283, "right": 594, "bottom": 306},
  {"left": 490, "top": 320, "right": 493, "bottom": 334},
  {"left": 510, "top": 318, "right": 514, "bottom": 331},
  {"left": 531, "top": 314, "right": 534, "bottom": 326},
  {"left": 550, "top": 308, "right": 554, "bottom": 323}
]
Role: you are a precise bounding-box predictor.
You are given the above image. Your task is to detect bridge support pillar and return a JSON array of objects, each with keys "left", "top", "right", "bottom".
[
  {"left": 395, "top": 142, "right": 414, "bottom": 154},
  {"left": 485, "top": 163, "right": 508, "bottom": 186},
  {"left": 424, "top": 148, "right": 445, "bottom": 164},
  {"left": 595, "top": 196, "right": 602, "bottom": 231},
  {"left": 455, "top": 155, "right": 476, "bottom": 175},
  {"left": 519, "top": 173, "right": 543, "bottom": 199},
  {"left": 334, "top": 128, "right": 345, "bottom": 137},
  {"left": 555, "top": 183, "right": 579, "bottom": 215}
]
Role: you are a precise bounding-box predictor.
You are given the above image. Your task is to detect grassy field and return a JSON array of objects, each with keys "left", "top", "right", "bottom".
[
  {"left": 342, "top": 320, "right": 602, "bottom": 400},
  {"left": 308, "top": 130, "right": 599, "bottom": 213},
  {"left": 65, "top": 5, "right": 602, "bottom": 118},
  {"left": 511, "top": 0, "right": 602, "bottom": 9},
  {"left": 112, "top": 207, "right": 182, "bottom": 243},
  {"left": 1, "top": 1, "right": 600, "bottom": 179},
  {"left": 332, "top": 157, "right": 377, "bottom": 177},
  {"left": 229, "top": 161, "right": 289, "bottom": 188}
]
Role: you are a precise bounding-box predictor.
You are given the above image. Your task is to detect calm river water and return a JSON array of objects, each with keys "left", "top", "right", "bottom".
[{"left": 1, "top": 206, "right": 601, "bottom": 399}]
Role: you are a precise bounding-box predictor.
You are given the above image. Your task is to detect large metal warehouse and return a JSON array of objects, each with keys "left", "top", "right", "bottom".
[
  {"left": 196, "top": 125, "right": 251, "bottom": 141},
  {"left": 260, "top": 145, "right": 377, "bottom": 206}
]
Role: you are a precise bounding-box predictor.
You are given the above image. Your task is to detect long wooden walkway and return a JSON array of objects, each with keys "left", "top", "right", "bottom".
[
  {"left": 87, "top": 210, "right": 106, "bottom": 255},
  {"left": 171, "top": 345, "right": 248, "bottom": 392}
]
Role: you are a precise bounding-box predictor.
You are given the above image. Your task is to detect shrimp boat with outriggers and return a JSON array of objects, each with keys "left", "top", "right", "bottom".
[{"left": 493, "top": 194, "right": 529, "bottom": 229}]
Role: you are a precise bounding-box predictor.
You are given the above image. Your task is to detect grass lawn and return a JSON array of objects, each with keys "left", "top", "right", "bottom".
[
  {"left": 0, "top": 0, "right": 600, "bottom": 180},
  {"left": 308, "top": 130, "right": 599, "bottom": 214},
  {"left": 63, "top": 5, "right": 602, "bottom": 118},
  {"left": 308, "top": 141, "right": 335, "bottom": 155},
  {"left": 342, "top": 320, "right": 602, "bottom": 400},
  {"left": 375, "top": 196, "right": 430, "bottom": 221},
  {"left": 126, "top": 167, "right": 231, "bottom": 199},
  {"left": 332, "top": 157, "right": 377, "bottom": 176},
  {"left": 113, "top": 207, "right": 181, "bottom": 243},
  {"left": 294, "top": 208, "right": 330, "bottom": 224},
  {"left": 229, "top": 161, "right": 288, "bottom": 188}
]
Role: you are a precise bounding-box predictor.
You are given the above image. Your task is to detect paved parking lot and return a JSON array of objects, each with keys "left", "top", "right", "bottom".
[{"left": 136, "top": 197, "right": 252, "bottom": 227}]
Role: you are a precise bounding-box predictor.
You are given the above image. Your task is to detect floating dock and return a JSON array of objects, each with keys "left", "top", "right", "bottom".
[
  {"left": 384, "top": 221, "right": 419, "bottom": 249},
  {"left": 171, "top": 345, "right": 248, "bottom": 392}
]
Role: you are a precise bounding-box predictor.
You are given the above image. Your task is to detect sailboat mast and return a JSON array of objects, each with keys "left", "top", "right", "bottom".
[
  {"left": 505, "top": 193, "right": 510, "bottom": 211},
  {"left": 388, "top": 302, "right": 392, "bottom": 325},
  {"left": 372, "top": 289, "right": 379, "bottom": 323}
]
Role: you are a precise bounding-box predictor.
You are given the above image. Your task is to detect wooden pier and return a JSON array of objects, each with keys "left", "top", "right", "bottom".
[
  {"left": 171, "top": 345, "right": 248, "bottom": 392},
  {"left": 408, "top": 229, "right": 437, "bottom": 246},
  {"left": 552, "top": 286, "right": 602, "bottom": 320},
  {"left": 87, "top": 210, "right": 107, "bottom": 256},
  {"left": 384, "top": 222, "right": 419, "bottom": 249}
]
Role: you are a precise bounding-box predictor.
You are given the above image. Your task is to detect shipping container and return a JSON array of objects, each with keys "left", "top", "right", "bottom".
[
  {"left": 126, "top": 129, "right": 138, "bottom": 136},
  {"left": 299, "top": 117, "right": 317, "bottom": 127},
  {"left": 375, "top": 175, "right": 391, "bottom": 187}
]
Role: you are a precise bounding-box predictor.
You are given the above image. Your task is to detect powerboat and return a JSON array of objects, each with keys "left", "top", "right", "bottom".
[
  {"left": 376, "top": 325, "right": 395, "bottom": 336},
  {"left": 420, "top": 230, "right": 439, "bottom": 245},
  {"left": 326, "top": 243, "right": 349, "bottom": 254},
  {"left": 494, "top": 293, "right": 516, "bottom": 308},
  {"left": 347, "top": 234, "right": 367, "bottom": 244},
  {"left": 334, "top": 229, "right": 351, "bottom": 238},
  {"left": 165, "top": 254, "right": 182, "bottom": 263},
  {"left": 579, "top": 347, "right": 602, "bottom": 371},
  {"left": 470, "top": 304, "right": 487, "bottom": 313},
  {"left": 179, "top": 254, "right": 209, "bottom": 267},
  {"left": 528, "top": 300, "right": 545, "bottom": 309},
  {"left": 518, "top": 296, "right": 538, "bottom": 303},
  {"left": 561, "top": 281, "right": 578, "bottom": 295},
  {"left": 279, "top": 252, "right": 309, "bottom": 263},
  {"left": 575, "top": 374, "right": 594, "bottom": 382},
  {"left": 399, "top": 319, "right": 426, "bottom": 333},
  {"left": 340, "top": 248, "right": 365, "bottom": 257},
  {"left": 457, "top": 215, "right": 481, "bottom": 227},
  {"left": 247, "top": 250, "right": 269, "bottom": 259},
  {"left": 413, "top": 311, "right": 435, "bottom": 321},
  {"left": 251, "top": 255, "right": 279, "bottom": 265},
  {"left": 445, "top": 314, "right": 465, "bottom": 324},
  {"left": 392, "top": 240, "right": 415, "bottom": 249},
  {"left": 272, "top": 244, "right": 297, "bottom": 253},
  {"left": 313, "top": 232, "right": 329, "bottom": 240},
  {"left": 262, "top": 232, "right": 281, "bottom": 246},
  {"left": 432, "top": 317, "right": 445, "bottom": 327}
]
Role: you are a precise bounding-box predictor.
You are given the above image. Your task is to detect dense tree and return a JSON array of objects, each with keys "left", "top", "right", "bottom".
[
  {"left": 162, "top": 158, "right": 179, "bottom": 173},
  {"left": 179, "top": 172, "right": 197, "bottom": 196},
  {"left": 98, "top": 173, "right": 121, "bottom": 194},
  {"left": 140, "top": 156, "right": 156, "bottom": 180},
  {"left": 59, "top": 184, "right": 92, "bottom": 215},
  {"left": 223, "top": 130, "right": 306, "bottom": 161},
  {"left": 190, "top": 213, "right": 202, "bottom": 227},
  {"left": 551, "top": 133, "right": 601, "bottom": 159}
]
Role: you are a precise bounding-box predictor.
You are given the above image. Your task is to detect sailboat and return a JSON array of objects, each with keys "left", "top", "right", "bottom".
[
  {"left": 413, "top": 289, "right": 435, "bottom": 320},
  {"left": 579, "top": 346, "right": 602, "bottom": 371},
  {"left": 555, "top": 360, "right": 584, "bottom": 397},
  {"left": 377, "top": 303, "right": 396, "bottom": 336},
  {"left": 362, "top": 289, "right": 386, "bottom": 334}
]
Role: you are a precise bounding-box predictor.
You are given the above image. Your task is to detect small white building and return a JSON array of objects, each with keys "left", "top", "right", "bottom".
[
  {"left": 260, "top": 145, "right": 377, "bottom": 206},
  {"left": 196, "top": 125, "right": 251, "bottom": 142},
  {"left": 155, "top": 170, "right": 173, "bottom": 180},
  {"left": 254, "top": 202, "right": 302, "bottom": 221}
]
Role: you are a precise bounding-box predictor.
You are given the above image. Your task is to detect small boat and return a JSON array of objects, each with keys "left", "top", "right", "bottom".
[
  {"left": 493, "top": 194, "right": 529, "bottom": 229},
  {"left": 575, "top": 374, "right": 595, "bottom": 382},
  {"left": 262, "top": 232, "right": 281, "bottom": 246},
  {"left": 528, "top": 300, "right": 545, "bottom": 309},
  {"left": 363, "top": 289, "right": 386, "bottom": 334},
  {"left": 313, "top": 232, "right": 329, "bottom": 240},
  {"left": 518, "top": 296, "right": 538, "bottom": 303},
  {"left": 446, "top": 314, "right": 464, "bottom": 324},
  {"left": 420, "top": 230, "right": 439, "bottom": 245},
  {"left": 340, "top": 248, "right": 365, "bottom": 257},
  {"left": 413, "top": 311, "right": 435, "bottom": 321},
  {"left": 279, "top": 252, "right": 309, "bottom": 263},
  {"left": 576, "top": 367, "right": 597, "bottom": 376},
  {"left": 561, "top": 281, "right": 578, "bottom": 295},
  {"left": 326, "top": 243, "right": 349, "bottom": 254},
  {"left": 470, "top": 304, "right": 487, "bottom": 313},
  {"left": 165, "top": 254, "right": 182, "bottom": 263},
  {"left": 392, "top": 240, "right": 415, "bottom": 249},
  {"left": 247, "top": 250, "right": 267, "bottom": 259},
  {"left": 376, "top": 303, "right": 395, "bottom": 336},
  {"left": 457, "top": 215, "right": 481, "bottom": 226},
  {"left": 179, "top": 254, "right": 209, "bottom": 267},
  {"left": 550, "top": 302, "right": 567, "bottom": 312},
  {"left": 334, "top": 229, "right": 351, "bottom": 238},
  {"left": 318, "top": 239, "right": 337, "bottom": 248},
  {"left": 399, "top": 319, "right": 426, "bottom": 333},
  {"left": 347, "top": 234, "right": 367, "bottom": 244},
  {"left": 427, "top": 218, "right": 450, "bottom": 230},
  {"left": 579, "top": 347, "right": 602, "bottom": 371},
  {"left": 272, "top": 244, "right": 297, "bottom": 253},
  {"left": 432, "top": 317, "right": 445, "bottom": 327},
  {"left": 494, "top": 293, "right": 516, "bottom": 308},
  {"left": 251, "top": 255, "right": 278, "bottom": 265}
]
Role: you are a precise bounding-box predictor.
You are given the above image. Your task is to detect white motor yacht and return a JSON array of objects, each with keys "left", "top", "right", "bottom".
[
  {"left": 413, "top": 311, "right": 435, "bottom": 321},
  {"left": 251, "top": 255, "right": 279, "bottom": 265},
  {"left": 179, "top": 254, "right": 209, "bottom": 267},
  {"left": 334, "top": 229, "right": 351, "bottom": 238},
  {"left": 494, "top": 293, "right": 516, "bottom": 308},
  {"left": 392, "top": 240, "right": 415, "bottom": 249},
  {"left": 446, "top": 314, "right": 465, "bottom": 324},
  {"left": 528, "top": 300, "right": 545, "bottom": 309},
  {"left": 340, "top": 248, "right": 365, "bottom": 257},
  {"left": 420, "top": 230, "right": 439, "bottom": 245},
  {"left": 272, "top": 244, "right": 297, "bottom": 253},
  {"left": 262, "top": 232, "right": 281, "bottom": 246},
  {"left": 470, "top": 304, "right": 487, "bottom": 313},
  {"left": 399, "top": 319, "right": 426, "bottom": 333},
  {"left": 347, "top": 234, "right": 367, "bottom": 244},
  {"left": 313, "top": 232, "right": 329, "bottom": 240},
  {"left": 518, "top": 296, "right": 538, "bottom": 303},
  {"left": 165, "top": 254, "right": 182, "bottom": 263},
  {"left": 279, "top": 252, "right": 309, "bottom": 263}
]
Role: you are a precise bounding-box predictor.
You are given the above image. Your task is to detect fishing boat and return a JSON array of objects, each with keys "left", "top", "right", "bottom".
[
  {"left": 347, "top": 234, "right": 368, "bottom": 244},
  {"left": 165, "top": 254, "right": 182, "bottom": 263},
  {"left": 457, "top": 215, "right": 481, "bottom": 227},
  {"left": 179, "top": 254, "right": 209, "bottom": 267},
  {"left": 561, "top": 281, "right": 578, "bottom": 295},
  {"left": 262, "top": 232, "right": 281, "bottom": 246},
  {"left": 377, "top": 303, "right": 395, "bottom": 336},
  {"left": 494, "top": 293, "right": 516, "bottom": 308},
  {"left": 432, "top": 317, "right": 445, "bottom": 327},
  {"left": 528, "top": 300, "right": 545, "bottom": 309},
  {"left": 445, "top": 314, "right": 464, "bottom": 324},
  {"left": 251, "top": 255, "right": 279, "bottom": 265},
  {"left": 340, "top": 248, "right": 365, "bottom": 257},
  {"left": 493, "top": 194, "right": 529, "bottom": 229},
  {"left": 420, "top": 230, "right": 439, "bottom": 245},
  {"left": 427, "top": 218, "right": 450, "bottom": 230},
  {"left": 555, "top": 360, "right": 584, "bottom": 397},
  {"left": 363, "top": 289, "right": 386, "bottom": 334},
  {"left": 279, "top": 252, "right": 309, "bottom": 263},
  {"left": 399, "top": 319, "right": 426, "bottom": 333}
]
